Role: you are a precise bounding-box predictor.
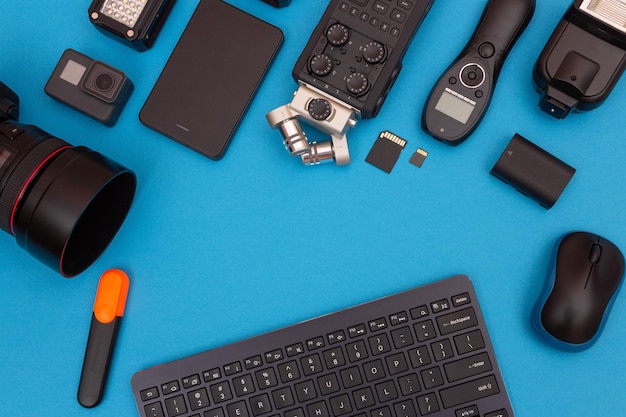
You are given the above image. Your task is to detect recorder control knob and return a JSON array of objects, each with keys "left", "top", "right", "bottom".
[
  {"left": 307, "top": 98, "right": 333, "bottom": 121},
  {"left": 310, "top": 54, "right": 333, "bottom": 76},
  {"left": 362, "top": 41, "right": 385, "bottom": 64},
  {"left": 346, "top": 72, "right": 369, "bottom": 95},
  {"left": 327, "top": 24, "right": 349, "bottom": 46}
]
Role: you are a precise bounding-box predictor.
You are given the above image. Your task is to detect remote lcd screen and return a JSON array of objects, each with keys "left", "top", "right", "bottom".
[{"left": 434, "top": 89, "right": 475, "bottom": 124}]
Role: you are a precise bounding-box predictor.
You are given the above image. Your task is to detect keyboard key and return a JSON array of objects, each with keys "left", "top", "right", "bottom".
[
  {"left": 390, "top": 326, "right": 414, "bottom": 348},
  {"left": 454, "top": 329, "right": 485, "bottom": 354},
  {"left": 183, "top": 374, "right": 201, "bottom": 389},
  {"left": 141, "top": 386, "right": 159, "bottom": 401},
  {"left": 245, "top": 356, "right": 264, "bottom": 370},
  {"left": 374, "top": 380, "right": 398, "bottom": 402},
  {"left": 348, "top": 324, "right": 367, "bottom": 338},
  {"left": 307, "top": 401, "right": 330, "bottom": 417},
  {"left": 436, "top": 307, "right": 478, "bottom": 335},
  {"left": 416, "top": 393, "right": 439, "bottom": 415},
  {"left": 413, "top": 319, "right": 436, "bottom": 342},
  {"left": 340, "top": 366, "right": 363, "bottom": 388},
  {"left": 294, "top": 380, "right": 317, "bottom": 402},
  {"left": 233, "top": 374, "right": 255, "bottom": 396},
  {"left": 227, "top": 401, "right": 249, "bottom": 417},
  {"left": 285, "top": 343, "right": 305, "bottom": 357},
  {"left": 389, "top": 311, "right": 409, "bottom": 325},
  {"left": 306, "top": 336, "right": 325, "bottom": 350},
  {"left": 455, "top": 405, "right": 479, "bottom": 417},
  {"left": 421, "top": 367, "right": 444, "bottom": 389},
  {"left": 327, "top": 330, "right": 346, "bottom": 344},
  {"left": 368, "top": 333, "right": 391, "bottom": 355},
  {"left": 452, "top": 292, "right": 471, "bottom": 307},
  {"left": 210, "top": 381, "right": 233, "bottom": 403},
  {"left": 272, "top": 386, "right": 295, "bottom": 409},
  {"left": 394, "top": 400, "right": 417, "bottom": 417},
  {"left": 485, "top": 409, "right": 509, "bottom": 417},
  {"left": 277, "top": 361, "right": 300, "bottom": 383},
  {"left": 161, "top": 380, "right": 180, "bottom": 395},
  {"left": 188, "top": 387, "right": 210, "bottom": 411},
  {"left": 250, "top": 393, "right": 272, "bottom": 416},
  {"left": 408, "top": 345, "right": 431, "bottom": 368},
  {"left": 352, "top": 387, "right": 374, "bottom": 410},
  {"left": 224, "top": 362, "right": 242, "bottom": 376},
  {"left": 145, "top": 402, "right": 165, "bottom": 417},
  {"left": 368, "top": 317, "right": 387, "bottom": 332},
  {"left": 385, "top": 352, "right": 408, "bottom": 375},
  {"left": 318, "top": 373, "right": 341, "bottom": 395},
  {"left": 203, "top": 368, "right": 221, "bottom": 382},
  {"left": 444, "top": 352, "right": 492, "bottom": 382},
  {"left": 256, "top": 368, "right": 278, "bottom": 389},
  {"left": 410, "top": 305, "right": 429, "bottom": 319},
  {"left": 363, "top": 359, "right": 386, "bottom": 382},
  {"left": 323, "top": 347, "right": 346, "bottom": 369},
  {"left": 398, "top": 373, "right": 421, "bottom": 395},
  {"left": 430, "top": 339, "right": 454, "bottom": 362},
  {"left": 301, "top": 353, "right": 323, "bottom": 375},
  {"left": 439, "top": 375, "right": 500, "bottom": 409},
  {"left": 331, "top": 393, "right": 353, "bottom": 415},
  {"left": 205, "top": 408, "right": 225, "bottom": 417},
  {"left": 165, "top": 395, "right": 187, "bottom": 416},
  {"left": 346, "top": 340, "right": 369, "bottom": 362},
  {"left": 430, "top": 299, "right": 450, "bottom": 314}
]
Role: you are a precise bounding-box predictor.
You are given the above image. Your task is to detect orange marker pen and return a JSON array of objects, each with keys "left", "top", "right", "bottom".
[{"left": 77, "top": 269, "right": 129, "bottom": 408}]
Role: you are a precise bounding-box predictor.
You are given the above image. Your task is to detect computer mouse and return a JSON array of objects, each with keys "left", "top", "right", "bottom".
[{"left": 532, "top": 231, "right": 625, "bottom": 351}]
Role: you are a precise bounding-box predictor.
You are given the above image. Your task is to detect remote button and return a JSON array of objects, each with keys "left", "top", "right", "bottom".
[
  {"left": 362, "top": 41, "right": 386, "bottom": 64},
  {"left": 460, "top": 64, "right": 485, "bottom": 88},
  {"left": 310, "top": 54, "right": 333, "bottom": 76},
  {"left": 478, "top": 42, "right": 495, "bottom": 58},
  {"left": 390, "top": 9, "right": 407, "bottom": 23},
  {"left": 372, "top": 1, "right": 389, "bottom": 14},
  {"left": 346, "top": 72, "right": 369, "bottom": 95},
  {"left": 350, "top": 0, "right": 367, "bottom": 5},
  {"left": 307, "top": 98, "right": 333, "bottom": 121},
  {"left": 327, "top": 23, "right": 349, "bottom": 46}
]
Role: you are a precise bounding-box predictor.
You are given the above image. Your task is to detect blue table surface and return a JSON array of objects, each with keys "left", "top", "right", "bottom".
[{"left": 2, "top": 1, "right": 625, "bottom": 416}]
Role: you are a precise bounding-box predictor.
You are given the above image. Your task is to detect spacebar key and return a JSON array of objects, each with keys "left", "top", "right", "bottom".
[{"left": 439, "top": 375, "right": 499, "bottom": 409}]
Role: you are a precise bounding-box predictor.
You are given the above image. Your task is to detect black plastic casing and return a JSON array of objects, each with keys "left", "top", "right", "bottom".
[
  {"left": 292, "top": 0, "right": 435, "bottom": 119},
  {"left": 490, "top": 134, "right": 576, "bottom": 209},
  {"left": 533, "top": 0, "right": 626, "bottom": 118}
]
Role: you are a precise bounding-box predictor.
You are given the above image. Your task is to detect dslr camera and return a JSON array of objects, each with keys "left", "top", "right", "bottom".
[
  {"left": 45, "top": 49, "right": 133, "bottom": 126},
  {"left": 0, "top": 80, "right": 136, "bottom": 277}
]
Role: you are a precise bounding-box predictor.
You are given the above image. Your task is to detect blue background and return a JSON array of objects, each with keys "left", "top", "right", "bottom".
[{"left": 1, "top": 0, "right": 625, "bottom": 416}]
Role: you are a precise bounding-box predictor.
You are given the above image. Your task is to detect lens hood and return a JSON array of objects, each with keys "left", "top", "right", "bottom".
[{"left": 12, "top": 146, "right": 136, "bottom": 277}]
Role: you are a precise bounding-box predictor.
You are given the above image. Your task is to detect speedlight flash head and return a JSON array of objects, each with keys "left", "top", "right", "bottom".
[
  {"left": 266, "top": 84, "right": 357, "bottom": 166},
  {"left": 533, "top": 0, "right": 626, "bottom": 119},
  {"left": 88, "top": 0, "right": 176, "bottom": 51}
]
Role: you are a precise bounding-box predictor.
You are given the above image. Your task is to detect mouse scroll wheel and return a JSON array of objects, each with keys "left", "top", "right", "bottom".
[{"left": 589, "top": 243, "right": 602, "bottom": 264}]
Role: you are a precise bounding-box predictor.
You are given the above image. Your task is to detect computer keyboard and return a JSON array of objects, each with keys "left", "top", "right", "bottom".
[{"left": 132, "top": 275, "right": 514, "bottom": 417}]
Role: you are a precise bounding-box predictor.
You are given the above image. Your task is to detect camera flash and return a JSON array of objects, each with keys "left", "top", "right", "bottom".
[{"left": 88, "top": 0, "right": 176, "bottom": 51}]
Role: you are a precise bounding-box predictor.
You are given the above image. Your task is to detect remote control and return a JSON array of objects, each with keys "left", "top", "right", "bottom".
[
  {"left": 293, "top": 0, "right": 435, "bottom": 119},
  {"left": 422, "top": 0, "right": 535, "bottom": 145}
]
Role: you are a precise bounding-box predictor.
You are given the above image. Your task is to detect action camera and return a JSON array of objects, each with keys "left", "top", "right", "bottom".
[{"left": 45, "top": 49, "right": 133, "bottom": 126}]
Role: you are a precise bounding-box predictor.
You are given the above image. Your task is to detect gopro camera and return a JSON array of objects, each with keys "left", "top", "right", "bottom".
[
  {"left": 45, "top": 49, "right": 133, "bottom": 126},
  {"left": 533, "top": 0, "right": 626, "bottom": 119}
]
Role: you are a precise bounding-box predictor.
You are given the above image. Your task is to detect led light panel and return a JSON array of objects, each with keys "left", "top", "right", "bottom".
[{"left": 100, "top": 0, "right": 148, "bottom": 29}]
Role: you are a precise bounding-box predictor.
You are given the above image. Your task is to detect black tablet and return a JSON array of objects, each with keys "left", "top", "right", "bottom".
[{"left": 140, "top": 0, "right": 283, "bottom": 159}]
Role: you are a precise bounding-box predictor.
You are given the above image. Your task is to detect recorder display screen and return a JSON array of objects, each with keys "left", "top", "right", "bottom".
[{"left": 434, "top": 89, "right": 475, "bottom": 124}]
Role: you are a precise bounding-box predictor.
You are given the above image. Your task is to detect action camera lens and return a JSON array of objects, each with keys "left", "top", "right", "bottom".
[
  {"left": 0, "top": 121, "right": 136, "bottom": 277},
  {"left": 95, "top": 73, "right": 115, "bottom": 91}
]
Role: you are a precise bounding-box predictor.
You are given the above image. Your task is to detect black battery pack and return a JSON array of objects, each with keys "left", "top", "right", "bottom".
[{"left": 490, "top": 134, "right": 575, "bottom": 209}]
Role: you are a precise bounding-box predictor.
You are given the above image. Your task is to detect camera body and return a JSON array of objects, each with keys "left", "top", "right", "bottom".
[{"left": 45, "top": 49, "right": 133, "bottom": 126}]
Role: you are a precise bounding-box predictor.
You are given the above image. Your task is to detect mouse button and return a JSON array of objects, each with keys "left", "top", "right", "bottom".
[{"left": 588, "top": 243, "right": 602, "bottom": 264}]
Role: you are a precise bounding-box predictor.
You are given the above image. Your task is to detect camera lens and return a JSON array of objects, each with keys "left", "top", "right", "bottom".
[
  {"left": 95, "top": 73, "right": 115, "bottom": 92},
  {"left": 0, "top": 121, "right": 136, "bottom": 277}
]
